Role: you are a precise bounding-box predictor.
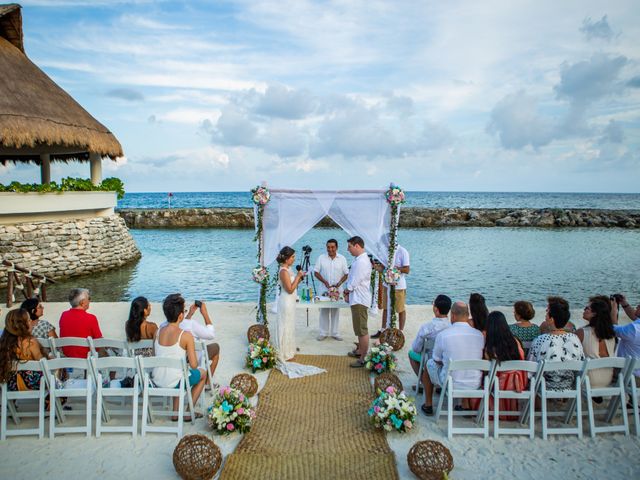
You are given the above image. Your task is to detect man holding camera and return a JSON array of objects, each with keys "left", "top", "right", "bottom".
[
  {"left": 612, "top": 294, "right": 640, "bottom": 383},
  {"left": 314, "top": 239, "right": 349, "bottom": 341}
]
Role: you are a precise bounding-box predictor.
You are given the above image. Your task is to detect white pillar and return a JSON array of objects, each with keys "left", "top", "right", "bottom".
[
  {"left": 89, "top": 152, "right": 102, "bottom": 186},
  {"left": 40, "top": 153, "right": 51, "bottom": 184}
]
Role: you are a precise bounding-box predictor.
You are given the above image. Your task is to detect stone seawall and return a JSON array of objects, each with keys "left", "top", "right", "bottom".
[
  {"left": 0, "top": 215, "right": 141, "bottom": 288},
  {"left": 118, "top": 207, "right": 640, "bottom": 229}
]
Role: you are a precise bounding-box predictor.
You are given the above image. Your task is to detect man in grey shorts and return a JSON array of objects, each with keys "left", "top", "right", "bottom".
[{"left": 343, "top": 236, "right": 372, "bottom": 368}]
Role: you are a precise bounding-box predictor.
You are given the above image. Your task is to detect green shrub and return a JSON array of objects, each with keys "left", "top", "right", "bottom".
[{"left": 0, "top": 177, "right": 125, "bottom": 199}]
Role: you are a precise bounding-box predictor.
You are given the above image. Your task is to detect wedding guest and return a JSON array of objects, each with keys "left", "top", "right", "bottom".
[
  {"left": 469, "top": 293, "right": 488, "bottom": 332},
  {"left": 509, "top": 301, "right": 540, "bottom": 344},
  {"left": 59, "top": 288, "right": 103, "bottom": 358},
  {"left": 528, "top": 296, "right": 584, "bottom": 390},
  {"left": 540, "top": 296, "right": 576, "bottom": 333},
  {"left": 615, "top": 293, "right": 640, "bottom": 321},
  {"left": 372, "top": 242, "right": 410, "bottom": 336},
  {"left": 485, "top": 311, "right": 527, "bottom": 419},
  {"left": 612, "top": 294, "right": 640, "bottom": 384},
  {"left": 153, "top": 294, "right": 206, "bottom": 420},
  {"left": 576, "top": 296, "right": 615, "bottom": 389},
  {"left": 408, "top": 294, "right": 452, "bottom": 378},
  {"left": 21, "top": 297, "right": 57, "bottom": 339},
  {"left": 314, "top": 239, "right": 349, "bottom": 341},
  {"left": 0, "top": 309, "right": 44, "bottom": 392},
  {"left": 420, "top": 301, "right": 484, "bottom": 415},
  {"left": 125, "top": 296, "right": 157, "bottom": 356},
  {"left": 344, "top": 236, "right": 372, "bottom": 367}
]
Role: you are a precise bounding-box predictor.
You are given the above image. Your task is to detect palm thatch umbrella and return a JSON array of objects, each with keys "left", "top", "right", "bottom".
[{"left": 0, "top": 3, "right": 123, "bottom": 184}]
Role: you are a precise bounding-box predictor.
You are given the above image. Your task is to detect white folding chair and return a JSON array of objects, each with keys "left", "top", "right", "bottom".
[
  {"left": 42, "top": 357, "right": 93, "bottom": 438},
  {"left": 538, "top": 360, "right": 584, "bottom": 439},
  {"left": 194, "top": 340, "right": 215, "bottom": 400},
  {"left": 127, "top": 339, "right": 154, "bottom": 357},
  {"left": 35, "top": 337, "right": 52, "bottom": 353},
  {"left": 90, "top": 356, "right": 139, "bottom": 437},
  {"left": 89, "top": 338, "right": 129, "bottom": 358},
  {"left": 492, "top": 360, "right": 541, "bottom": 438},
  {"left": 415, "top": 338, "right": 435, "bottom": 393},
  {"left": 434, "top": 359, "right": 495, "bottom": 439},
  {"left": 607, "top": 357, "right": 639, "bottom": 436},
  {"left": 1, "top": 361, "right": 47, "bottom": 440},
  {"left": 138, "top": 356, "right": 194, "bottom": 437},
  {"left": 50, "top": 337, "right": 91, "bottom": 358}
]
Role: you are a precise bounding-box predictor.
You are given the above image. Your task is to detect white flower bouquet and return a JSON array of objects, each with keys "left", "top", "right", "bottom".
[
  {"left": 207, "top": 386, "right": 255, "bottom": 434},
  {"left": 364, "top": 342, "right": 397, "bottom": 374},
  {"left": 368, "top": 385, "right": 417, "bottom": 433}
]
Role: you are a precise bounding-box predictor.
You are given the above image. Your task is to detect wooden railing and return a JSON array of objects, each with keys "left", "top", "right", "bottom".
[{"left": 3, "top": 260, "right": 55, "bottom": 307}]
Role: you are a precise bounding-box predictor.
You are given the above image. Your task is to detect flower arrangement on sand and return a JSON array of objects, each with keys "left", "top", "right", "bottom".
[
  {"left": 364, "top": 343, "right": 397, "bottom": 374},
  {"left": 368, "top": 385, "right": 417, "bottom": 433},
  {"left": 207, "top": 386, "right": 255, "bottom": 434},
  {"left": 246, "top": 337, "right": 277, "bottom": 372}
]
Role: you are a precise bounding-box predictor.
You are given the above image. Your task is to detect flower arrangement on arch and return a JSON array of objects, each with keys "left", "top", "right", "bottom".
[
  {"left": 368, "top": 385, "right": 417, "bottom": 433},
  {"left": 252, "top": 265, "right": 269, "bottom": 283},
  {"left": 385, "top": 185, "right": 406, "bottom": 206},
  {"left": 246, "top": 337, "right": 277, "bottom": 372},
  {"left": 207, "top": 385, "right": 255, "bottom": 434},
  {"left": 383, "top": 267, "right": 401, "bottom": 286},
  {"left": 251, "top": 185, "right": 271, "bottom": 205},
  {"left": 364, "top": 342, "right": 397, "bottom": 374}
]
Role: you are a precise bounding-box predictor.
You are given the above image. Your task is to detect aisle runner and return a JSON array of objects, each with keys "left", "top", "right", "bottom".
[{"left": 220, "top": 355, "right": 399, "bottom": 480}]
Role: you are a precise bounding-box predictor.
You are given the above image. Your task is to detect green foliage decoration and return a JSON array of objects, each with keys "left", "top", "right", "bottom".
[{"left": 0, "top": 177, "right": 125, "bottom": 199}]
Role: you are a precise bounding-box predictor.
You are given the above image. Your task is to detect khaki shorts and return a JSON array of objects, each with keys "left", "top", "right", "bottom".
[
  {"left": 351, "top": 304, "right": 369, "bottom": 337},
  {"left": 379, "top": 286, "right": 406, "bottom": 313}
]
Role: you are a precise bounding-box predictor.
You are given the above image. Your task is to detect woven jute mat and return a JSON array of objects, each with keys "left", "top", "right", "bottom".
[{"left": 220, "top": 355, "right": 399, "bottom": 480}]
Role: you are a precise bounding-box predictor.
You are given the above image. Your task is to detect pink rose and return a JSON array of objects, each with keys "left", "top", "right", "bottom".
[
  {"left": 226, "top": 423, "right": 235, "bottom": 431},
  {"left": 375, "top": 363, "right": 383, "bottom": 370},
  {"left": 239, "top": 394, "right": 245, "bottom": 401},
  {"left": 374, "top": 406, "right": 381, "bottom": 413},
  {"left": 262, "top": 357, "right": 268, "bottom": 363},
  {"left": 237, "top": 407, "right": 244, "bottom": 415},
  {"left": 385, "top": 386, "right": 395, "bottom": 394},
  {"left": 404, "top": 420, "right": 412, "bottom": 428}
]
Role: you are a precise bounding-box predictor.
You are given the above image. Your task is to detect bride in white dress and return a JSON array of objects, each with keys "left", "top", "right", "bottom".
[{"left": 273, "top": 246, "right": 326, "bottom": 379}]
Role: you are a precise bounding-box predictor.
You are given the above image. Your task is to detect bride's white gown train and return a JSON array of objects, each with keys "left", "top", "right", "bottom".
[{"left": 272, "top": 266, "right": 325, "bottom": 379}]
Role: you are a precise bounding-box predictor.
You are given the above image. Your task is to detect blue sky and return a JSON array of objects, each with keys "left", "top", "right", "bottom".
[{"left": 1, "top": 0, "right": 639, "bottom": 192}]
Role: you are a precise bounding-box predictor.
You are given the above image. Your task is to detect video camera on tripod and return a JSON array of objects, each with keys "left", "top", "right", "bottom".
[{"left": 296, "top": 245, "right": 317, "bottom": 302}]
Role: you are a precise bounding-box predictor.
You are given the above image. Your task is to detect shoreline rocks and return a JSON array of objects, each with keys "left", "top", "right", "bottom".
[{"left": 117, "top": 207, "right": 640, "bottom": 229}]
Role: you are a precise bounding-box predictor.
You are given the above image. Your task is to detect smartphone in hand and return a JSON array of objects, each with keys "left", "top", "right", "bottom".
[{"left": 194, "top": 300, "right": 202, "bottom": 308}]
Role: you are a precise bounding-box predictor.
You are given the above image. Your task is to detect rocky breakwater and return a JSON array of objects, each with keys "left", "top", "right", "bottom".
[
  {"left": 118, "top": 207, "right": 640, "bottom": 229},
  {"left": 0, "top": 215, "right": 141, "bottom": 287}
]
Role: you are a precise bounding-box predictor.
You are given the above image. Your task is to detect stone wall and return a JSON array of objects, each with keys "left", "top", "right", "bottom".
[
  {"left": 118, "top": 207, "right": 640, "bottom": 229},
  {"left": 0, "top": 215, "right": 141, "bottom": 287}
]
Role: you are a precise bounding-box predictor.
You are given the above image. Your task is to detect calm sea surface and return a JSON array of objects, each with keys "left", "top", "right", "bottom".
[
  {"left": 118, "top": 191, "right": 640, "bottom": 210},
  {"left": 23, "top": 227, "right": 640, "bottom": 307}
]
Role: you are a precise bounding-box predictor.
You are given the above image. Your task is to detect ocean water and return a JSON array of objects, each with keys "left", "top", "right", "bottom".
[
  {"left": 118, "top": 191, "right": 640, "bottom": 210},
  {"left": 22, "top": 227, "right": 640, "bottom": 307}
]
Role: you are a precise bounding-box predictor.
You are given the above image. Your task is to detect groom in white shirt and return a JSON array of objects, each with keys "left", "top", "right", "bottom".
[
  {"left": 314, "top": 238, "right": 349, "bottom": 341},
  {"left": 343, "top": 236, "right": 372, "bottom": 367}
]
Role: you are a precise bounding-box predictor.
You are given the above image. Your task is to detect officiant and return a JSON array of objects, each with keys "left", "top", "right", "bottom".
[{"left": 313, "top": 239, "right": 349, "bottom": 341}]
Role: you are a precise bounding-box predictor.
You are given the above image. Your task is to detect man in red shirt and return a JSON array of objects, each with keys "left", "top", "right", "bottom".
[{"left": 59, "top": 288, "right": 102, "bottom": 358}]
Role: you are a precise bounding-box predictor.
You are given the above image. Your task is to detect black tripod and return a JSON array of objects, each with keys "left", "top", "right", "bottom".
[{"left": 297, "top": 247, "right": 318, "bottom": 326}]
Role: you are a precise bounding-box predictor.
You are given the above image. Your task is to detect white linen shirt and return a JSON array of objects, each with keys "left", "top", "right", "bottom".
[
  {"left": 345, "top": 252, "right": 372, "bottom": 307},
  {"left": 431, "top": 322, "right": 485, "bottom": 389},
  {"left": 384, "top": 245, "right": 410, "bottom": 290},
  {"left": 160, "top": 318, "right": 216, "bottom": 340},
  {"left": 615, "top": 319, "right": 640, "bottom": 376},
  {"left": 410, "top": 317, "right": 451, "bottom": 353},
  {"left": 314, "top": 253, "right": 349, "bottom": 295}
]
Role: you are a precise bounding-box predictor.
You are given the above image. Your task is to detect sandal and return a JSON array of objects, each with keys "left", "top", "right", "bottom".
[
  {"left": 421, "top": 404, "right": 433, "bottom": 416},
  {"left": 347, "top": 350, "right": 360, "bottom": 358},
  {"left": 171, "top": 412, "right": 203, "bottom": 422}
]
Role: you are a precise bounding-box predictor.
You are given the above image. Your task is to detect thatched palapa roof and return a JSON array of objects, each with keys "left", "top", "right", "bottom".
[{"left": 0, "top": 4, "right": 123, "bottom": 164}]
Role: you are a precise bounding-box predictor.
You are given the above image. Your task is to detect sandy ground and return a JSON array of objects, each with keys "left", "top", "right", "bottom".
[{"left": 1, "top": 301, "right": 639, "bottom": 479}]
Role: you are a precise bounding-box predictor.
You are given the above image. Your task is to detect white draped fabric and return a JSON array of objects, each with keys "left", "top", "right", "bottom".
[{"left": 261, "top": 189, "right": 393, "bottom": 267}]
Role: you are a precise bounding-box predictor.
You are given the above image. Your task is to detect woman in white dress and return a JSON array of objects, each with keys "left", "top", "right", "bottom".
[{"left": 273, "top": 246, "right": 326, "bottom": 379}]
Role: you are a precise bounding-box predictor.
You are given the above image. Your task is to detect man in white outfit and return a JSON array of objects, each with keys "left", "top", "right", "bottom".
[
  {"left": 314, "top": 239, "right": 349, "bottom": 341},
  {"left": 343, "top": 236, "right": 372, "bottom": 367}
]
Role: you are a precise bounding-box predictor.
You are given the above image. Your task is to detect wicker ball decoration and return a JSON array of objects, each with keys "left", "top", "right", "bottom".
[
  {"left": 379, "top": 327, "right": 405, "bottom": 351},
  {"left": 230, "top": 373, "right": 259, "bottom": 398},
  {"left": 173, "top": 434, "right": 222, "bottom": 480},
  {"left": 373, "top": 372, "right": 404, "bottom": 395},
  {"left": 407, "top": 440, "right": 454, "bottom": 480},
  {"left": 247, "top": 324, "right": 270, "bottom": 343}
]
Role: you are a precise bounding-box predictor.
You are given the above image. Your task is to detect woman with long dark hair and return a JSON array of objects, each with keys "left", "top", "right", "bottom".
[
  {"left": 125, "top": 296, "right": 157, "bottom": 357},
  {"left": 21, "top": 297, "right": 57, "bottom": 339},
  {"left": 0, "top": 309, "right": 44, "bottom": 391},
  {"left": 577, "top": 296, "right": 616, "bottom": 388},
  {"left": 484, "top": 311, "right": 527, "bottom": 420},
  {"left": 469, "top": 293, "right": 489, "bottom": 331}
]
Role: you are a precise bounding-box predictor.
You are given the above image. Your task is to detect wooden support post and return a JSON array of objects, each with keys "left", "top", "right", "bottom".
[
  {"left": 6, "top": 270, "right": 14, "bottom": 307},
  {"left": 40, "top": 153, "right": 51, "bottom": 184}
]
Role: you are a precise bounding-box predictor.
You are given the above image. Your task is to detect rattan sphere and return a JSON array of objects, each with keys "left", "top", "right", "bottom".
[
  {"left": 373, "top": 372, "right": 404, "bottom": 395},
  {"left": 230, "top": 373, "right": 259, "bottom": 397},
  {"left": 379, "top": 328, "right": 405, "bottom": 351},
  {"left": 173, "top": 434, "right": 222, "bottom": 480},
  {"left": 247, "top": 324, "right": 270, "bottom": 343},
  {"left": 407, "top": 440, "right": 454, "bottom": 480}
]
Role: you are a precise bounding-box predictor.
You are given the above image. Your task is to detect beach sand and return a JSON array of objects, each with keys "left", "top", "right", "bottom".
[{"left": 1, "top": 302, "right": 639, "bottom": 479}]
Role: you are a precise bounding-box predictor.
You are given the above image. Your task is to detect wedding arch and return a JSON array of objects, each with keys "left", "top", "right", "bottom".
[{"left": 250, "top": 184, "right": 406, "bottom": 329}]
